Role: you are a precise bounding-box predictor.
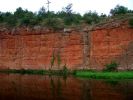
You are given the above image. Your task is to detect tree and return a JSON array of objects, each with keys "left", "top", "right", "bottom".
[
  {"left": 0, "top": 12, "right": 3, "bottom": 22},
  {"left": 14, "top": 7, "right": 25, "bottom": 18},
  {"left": 56, "top": 11, "right": 67, "bottom": 18},
  {"left": 83, "top": 11, "right": 100, "bottom": 25},
  {"left": 63, "top": 3, "right": 73, "bottom": 14},
  {"left": 128, "top": 10, "right": 133, "bottom": 13},
  {"left": 38, "top": 6, "right": 47, "bottom": 19},
  {"left": 110, "top": 5, "right": 128, "bottom": 16},
  {"left": 72, "top": 13, "right": 82, "bottom": 24},
  {"left": 14, "top": 7, "right": 38, "bottom": 26},
  {"left": 1, "top": 12, "right": 16, "bottom": 26},
  {"left": 41, "top": 18, "right": 64, "bottom": 30},
  {"left": 100, "top": 13, "right": 107, "bottom": 18},
  {"left": 63, "top": 3, "right": 73, "bottom": 25}
]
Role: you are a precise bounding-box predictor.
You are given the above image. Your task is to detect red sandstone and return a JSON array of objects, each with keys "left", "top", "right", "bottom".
[{"left": 0, "top": 19, "right": 133, "bottom": 70}]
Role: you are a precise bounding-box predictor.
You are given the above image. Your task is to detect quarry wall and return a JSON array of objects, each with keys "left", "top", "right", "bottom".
[{"left": 0, "top": 19, "right": 133, "bottom": 70}]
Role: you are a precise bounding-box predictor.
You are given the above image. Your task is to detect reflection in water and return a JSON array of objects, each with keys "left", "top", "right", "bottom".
[
  {"left": 0, "top": 74, "right": 132, "bottom": 100},
  {"left": 82, "top": 81, "right": 91, "bottom": 100}
]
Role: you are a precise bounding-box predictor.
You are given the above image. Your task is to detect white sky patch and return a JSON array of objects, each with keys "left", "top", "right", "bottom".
[{"left": 0, "top": 0, "right": 133, "bottom": 15}]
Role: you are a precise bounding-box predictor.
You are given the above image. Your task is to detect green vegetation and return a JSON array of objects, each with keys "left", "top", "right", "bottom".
[
  {"left": 0, "top": 69, "right": 46, "bottom": 75},
  {"left": 104, "top": 61, "right": 119, "bottom": 71},
  {"left": 57, "top": 51, "right": 61, "bottom": 69},
  {"left": 75, "top": 71, "right": 133, "bottom": 79},
  {"left": 129, "top": 18, "right": 133, "bottom": 27},
  {"left": 83, "top": 11, "right": 100, "bottom": 24},
  {"left": 50, "top": 52, "right": 55, "bottom": 69},
  {"left": 110, "top": 5, "right": 128, "bottom": 16},
  {"left": 0, "top": 68, "right": 71, "bottom": 76},
  {"left": 0, "top": 69, "right": 133, "bottom": 79},
  {"left": 0, "top": 5, "right": 133, "bottom": 29},
  {"left": 62, "top": 64, "right": 68, "bottom": 75}
]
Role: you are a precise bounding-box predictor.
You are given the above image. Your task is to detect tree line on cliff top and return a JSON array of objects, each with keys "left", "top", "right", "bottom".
[{"left": 0, "top": 4, "right": 133, "bottom": 29}]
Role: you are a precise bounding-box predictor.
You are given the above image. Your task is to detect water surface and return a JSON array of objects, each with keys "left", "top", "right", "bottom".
[{"left": 0, "top": 74, "right": 132, "bottom": 100}]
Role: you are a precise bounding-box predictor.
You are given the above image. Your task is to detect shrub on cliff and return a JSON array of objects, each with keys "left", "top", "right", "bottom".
[
  {"left": 41, "top": 18, "right": 64, "bottom": 30},
  {"left": 83, "top": 11, "right": 100, "bottom": 25},
  {"left": 14, "top": 8, "right": 38, "bottom": 26},
  {"left": 0, "top": 12, "right": 16, "bottom": 27},
  {"left": 110, "top": 5, "right": 128, "bottom": 16},
  {"left": 129, "top": 18, "right": 133, "bottom": 28},
  {"left": 0, "top": 5, "right": 133, "bottom": 28},
  {"left": 104, "top": 61, "right": 119, "bottom": 71}
]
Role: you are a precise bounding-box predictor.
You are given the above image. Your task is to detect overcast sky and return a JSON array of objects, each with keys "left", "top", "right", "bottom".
[{"left": 0, "top": 0, "right": 133, "bottom": 15}]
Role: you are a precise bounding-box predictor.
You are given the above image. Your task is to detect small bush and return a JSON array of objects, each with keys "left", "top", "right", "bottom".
[
  {"left": 129, "top": 18, "right": 133, "bottom": 27},
  {"left": 50, "top": 53, "right": 55, "bottom": 69},
  {"left": 63, "top": 64, "right": 68, "bottom": 72},
  {"left": 41, "top": 18, "right": 64, "bottom": 30},
  {"left": 104, "top": 61, "right": 119, "bottom": 71}
]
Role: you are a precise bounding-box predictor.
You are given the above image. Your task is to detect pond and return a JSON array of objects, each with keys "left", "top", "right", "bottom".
[{"left": 0, "top": 74, "right": 132, "bottom": 100}]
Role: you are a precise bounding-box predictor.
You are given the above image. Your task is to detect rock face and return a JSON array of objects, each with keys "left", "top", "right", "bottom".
[
  {"left": 0, "top": 28, "right": 84, "bottom": 70},
  {"left": 90, "top": 20, "right": 133, "bottom": 70},
  {"left": 0, "top": 19, "right": 133, "bottom": 70}
]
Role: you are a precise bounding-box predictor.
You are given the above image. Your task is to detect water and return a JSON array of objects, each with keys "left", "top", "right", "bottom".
[{"left": 0, "top": 74, "right": 132, "bottom": 100}]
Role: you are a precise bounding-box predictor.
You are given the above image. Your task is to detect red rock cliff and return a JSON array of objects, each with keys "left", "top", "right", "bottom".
[
  {"left": 0, "top": 28, "right": 84, "bottom": 70},
  {"left": 0, "top": 18, "right": 133, "bottom": 70},
  {"left": 90, "top": 19, "right": 133, "bottom": 70}
]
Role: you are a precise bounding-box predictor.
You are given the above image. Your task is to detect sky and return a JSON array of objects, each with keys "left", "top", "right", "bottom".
[{"left": 0, "top": 0, "right": 133, "bottom": 15}]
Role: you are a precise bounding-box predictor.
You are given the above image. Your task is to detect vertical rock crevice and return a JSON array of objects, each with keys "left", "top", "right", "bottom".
[{"left": 82, "top": 30, "right": 90, "bottom": 69}]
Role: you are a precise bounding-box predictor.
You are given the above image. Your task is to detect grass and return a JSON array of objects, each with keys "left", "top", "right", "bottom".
[
  {"left": 74, "top": 70, "right": 133, "bottom": 79},
  {"left": 0, "top": 69, "right": 72, "bottom": 76},
  {"left": 0, "top": 69, "right": 46, "bottom": 75},
  {"left": 0, "top": 69, "right": 133, "bottom": 79}
]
